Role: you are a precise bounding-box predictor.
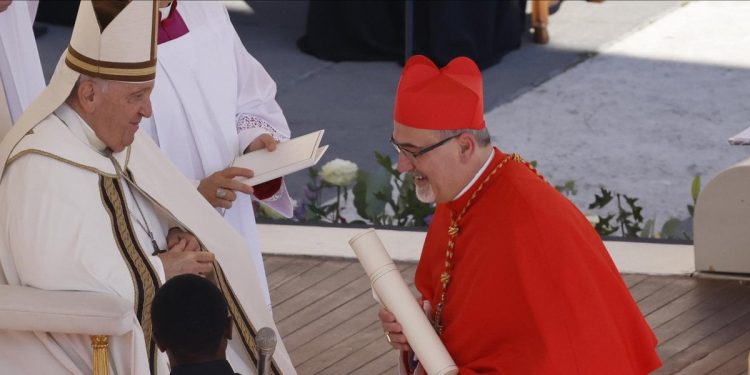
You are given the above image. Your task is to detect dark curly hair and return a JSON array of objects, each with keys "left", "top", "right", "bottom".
[{"left": 151, "top": 274, "right": 230, "bottom": 360}]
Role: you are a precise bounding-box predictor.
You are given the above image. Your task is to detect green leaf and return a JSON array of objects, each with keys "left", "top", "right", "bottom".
[
  {"left": 588, "top": 188, "right": 613, "bottom": 209},
  {"left": 691, "top": 175, "right": 701, "bottom": 202},
  {"left": 641, "top": 218, "right": 655, "bottom": 238},
  {"left": 375, "top": 151, "right": 400, "bottom": 179},
  {"left": 353, "top": 169, "right": 389, "bottom": 222},
  {"left": 307, "top": 166, "right": 320, "bottom": 181},
  {"left": 595, "top": 214, "right": 617, "bottom": 236},
  {"left": 625, "top": 221, "right": 642, "bottom": 237},
  {"left": 306, "top": 204, "right": 327, "bottom": 220},
  {"left": 660, "top": 218, "right": 682, "bottom": 239},
  {"left": 624, "top": 196, "right": 643, "bottom": 222},
  {"left": 554, "top": 180, "right": 578, "bottom": 196}
]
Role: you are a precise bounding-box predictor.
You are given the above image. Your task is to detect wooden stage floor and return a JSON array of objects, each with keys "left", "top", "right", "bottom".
[{"left": 264, "top": 255, "right": 750, "bottom": 375}]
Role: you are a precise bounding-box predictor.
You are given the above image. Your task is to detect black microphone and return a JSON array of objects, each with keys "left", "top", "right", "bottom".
[{"left": 256, "top": 327, "right": 277, "bottom": 375}]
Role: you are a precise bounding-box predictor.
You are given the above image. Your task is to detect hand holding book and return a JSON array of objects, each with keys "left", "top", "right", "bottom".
[{"left": 232, "top": 130, "right": 328, "bottom": 186}]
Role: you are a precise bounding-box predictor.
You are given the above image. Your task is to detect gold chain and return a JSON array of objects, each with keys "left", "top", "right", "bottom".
[{"left": 432, "top": 153, "right": 541, "bottom": 335}]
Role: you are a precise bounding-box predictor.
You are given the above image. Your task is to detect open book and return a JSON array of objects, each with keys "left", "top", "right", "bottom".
[{"left": 232, "top": 130, "right": 328, "bottom": 186}]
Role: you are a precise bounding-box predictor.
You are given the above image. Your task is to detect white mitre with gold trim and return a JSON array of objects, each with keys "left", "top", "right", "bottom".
[{"left": 0, "top": 0, "right": 158, "bottom": 180}]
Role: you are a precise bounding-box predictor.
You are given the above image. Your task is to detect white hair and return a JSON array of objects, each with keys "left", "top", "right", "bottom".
[
  {"left": 439, "top": 128, "right": 492, "bottom": 147},
  {"left": 67, "top": 74, "right": 110, "bottom": 102}
]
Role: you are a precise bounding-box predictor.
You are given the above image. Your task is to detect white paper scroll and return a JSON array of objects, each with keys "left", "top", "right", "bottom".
[{"left": 349, "top": 229, "right": 458, "bottom": 375}]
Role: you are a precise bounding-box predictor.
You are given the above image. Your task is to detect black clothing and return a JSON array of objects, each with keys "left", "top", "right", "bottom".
[
  {"left": 170, "top": 360, "right": 239, "bottom": 375},
  {"left": 298, "top": 0, "right": 527, "bottom": 70}
]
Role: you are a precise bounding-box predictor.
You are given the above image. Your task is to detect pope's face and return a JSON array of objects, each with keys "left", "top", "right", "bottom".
[
  {"left": 392, "top": 123, "right": 461, "bottom": 204},
  {"left": 89, "top": 81, "right": 154, "bottom": 152}
]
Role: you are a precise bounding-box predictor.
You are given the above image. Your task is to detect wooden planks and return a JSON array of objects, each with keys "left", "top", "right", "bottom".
[{"left": 263, "top": 255, "right": 750, "bottom": 374}]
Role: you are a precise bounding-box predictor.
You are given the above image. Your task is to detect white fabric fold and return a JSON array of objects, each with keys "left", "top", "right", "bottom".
[{"left": 140, "top": 1, "right": 294, "bottom": 307}]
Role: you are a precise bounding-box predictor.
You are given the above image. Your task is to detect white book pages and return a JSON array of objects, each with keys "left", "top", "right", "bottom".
[{"left": 232, "top": 130, "right": 328, "bottom": 186}]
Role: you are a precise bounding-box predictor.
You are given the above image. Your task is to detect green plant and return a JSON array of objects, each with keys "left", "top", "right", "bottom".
[
  {"left": 554, "top": 180, "right": 578, "bottom": 197},
  {"left": 659, "top": 217, "right": 682, "bottom": 239},
  {"left": 267, "top": 156, "right": 701, "bottom": 241},
  {"left": 302, "top": 167, "right": 341, "bottom": 222},
  {"left": 588, "top": 188, "right": 645, "bottom": 237},
  {"left": 641, "top": 218, "right": 656, "bottom": 238},
  {"left": 687, "top": 175, "right": 701, "bottom": 218},
  {"left": 659, "top": 174, "right": 701, "bottom": 240},
  {"left": 352, "top": 152, "right": 434, "bottom": 226}
]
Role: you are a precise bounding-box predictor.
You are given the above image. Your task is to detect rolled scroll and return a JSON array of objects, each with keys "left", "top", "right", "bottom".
[{"left": 349, "top": 229, "right": 458, "bottom": 375}]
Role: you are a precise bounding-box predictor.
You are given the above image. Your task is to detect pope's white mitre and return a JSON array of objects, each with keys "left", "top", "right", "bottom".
[
  {"left": 0, "top": 0, "right": 158, "bottom": 179},
  {"left": 66, "top": 0, "right": 158, "bottom": 81}
]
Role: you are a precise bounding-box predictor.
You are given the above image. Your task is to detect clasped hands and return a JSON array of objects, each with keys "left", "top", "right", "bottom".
[
  {"left": 157, "top": 227, "right": 214, "bottom": 280},
  {"left": 197, "top": 133, "right": 277, "bottom": 209}
]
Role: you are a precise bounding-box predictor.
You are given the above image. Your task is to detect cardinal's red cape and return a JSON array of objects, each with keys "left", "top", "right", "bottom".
[{"left": 414, "top": 149, "right": 661, "bottom": 374}]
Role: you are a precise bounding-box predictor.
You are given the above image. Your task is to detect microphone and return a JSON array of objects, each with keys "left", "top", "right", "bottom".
[{"left": 256, "top": 327, "right": 277, "bottom": 375}]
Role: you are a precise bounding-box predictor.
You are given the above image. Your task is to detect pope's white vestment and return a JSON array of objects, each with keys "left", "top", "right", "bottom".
[
  {"left": 0, "top": 104, "right": 296, "bottom": 374},
  {"left": 141, "top": 1, "right": 292, "bottom": 307},
  {"left": 0, "top": 0, "right": 45, "bottom": 138}
]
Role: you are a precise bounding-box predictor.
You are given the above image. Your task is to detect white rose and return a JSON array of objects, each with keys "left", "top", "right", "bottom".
[{"left": 320, "top": 159, "right": 358, "bottom": 187}]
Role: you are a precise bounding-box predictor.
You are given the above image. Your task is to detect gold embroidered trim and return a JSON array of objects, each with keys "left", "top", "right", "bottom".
[
  {"left": 106, "top": 156, "right": 280, "bottom": 374},
  {"left": 65, "top": 46, "right": 156, "bottom": 81},
  {"left": 150, "top": 1, "right": 158, "bottom": 60},
  {"left": 213, "top": 263, "right": 283, "bottom": 375},
  {"left": 433, "top": 153, "right": 541, "bottom": 335},
  {"left": 7, "top": 149, "right": 117, "bottom": 178},
  {"left": 100, "top": 176, "right": 160, "bottom": 373}
]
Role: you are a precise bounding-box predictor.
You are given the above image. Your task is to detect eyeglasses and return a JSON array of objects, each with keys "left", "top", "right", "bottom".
[{"left": 389, "top": 134, "right": 460, "bottom": 159}]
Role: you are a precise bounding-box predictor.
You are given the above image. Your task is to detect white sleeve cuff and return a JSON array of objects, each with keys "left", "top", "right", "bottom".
[
  {"left": 238, "top": 128, "right": 266, "bottom": 154},
  {"left": 236, "top": 113, "right": 289, "bottom": 153}
]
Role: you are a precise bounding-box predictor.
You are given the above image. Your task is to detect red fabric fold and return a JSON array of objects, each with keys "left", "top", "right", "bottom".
[
  {"left": 415, "top": 148, "right": 661, "bottom": 374},
  {"left": 158, "top": 0, "right": 189, "bottom": 44}
]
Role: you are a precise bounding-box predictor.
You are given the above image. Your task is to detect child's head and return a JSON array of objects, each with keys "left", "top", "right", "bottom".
[{"left": 152, "top": 274, "right": 232, "bottom": 365}]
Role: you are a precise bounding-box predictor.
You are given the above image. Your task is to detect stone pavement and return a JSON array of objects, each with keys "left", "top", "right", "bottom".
[{"left": 487, "top": 1, "right": 750, "bottom": 226}]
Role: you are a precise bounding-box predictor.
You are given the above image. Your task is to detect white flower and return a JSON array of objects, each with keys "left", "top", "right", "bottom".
[
  {"left": 320, "top": 159, "right": 358, "bottom": 187},
  {"left": 585, "top": 215, "right": 600, "bottom": 226}
]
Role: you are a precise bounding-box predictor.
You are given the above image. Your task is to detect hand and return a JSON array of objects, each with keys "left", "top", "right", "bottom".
[
  {"left": 166, "top": 227, "right": 200, "bottom": 252},
  {"left": 197, "top": 167, "right": 255, "bottom": 209},
  {"left": 157, "top": 239, "right": 215, "bottom": 280},
  {"left": 379, "top": 308, "right": 411, "bottom": 352},
  {"left": 245, "top": 133, "right": 278, "bottom": 153},
  {"left": 0, "top": 1, "right": 12, "bottom": 13}
]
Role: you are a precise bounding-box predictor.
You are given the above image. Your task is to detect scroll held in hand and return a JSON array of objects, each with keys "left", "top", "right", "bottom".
[{"left": 349, "top": 229, "right": 457, "bottom": 375}]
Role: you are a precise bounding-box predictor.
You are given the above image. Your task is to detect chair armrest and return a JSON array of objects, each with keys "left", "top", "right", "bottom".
[{"left": 0, "top": 285, "right": 133, "bottom": 336}]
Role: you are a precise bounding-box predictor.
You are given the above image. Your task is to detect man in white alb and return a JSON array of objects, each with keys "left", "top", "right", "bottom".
[
  {"left": 0, "top": 1, "right": 295, "bottom": 374},
  {"left": 0, "top": 0, "right": 45, "bottom": 138},
  {"left": 141, "top": 0, "right": 294, "bottom": 308}
]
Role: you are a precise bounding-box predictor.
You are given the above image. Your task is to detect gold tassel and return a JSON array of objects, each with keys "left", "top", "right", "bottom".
[{"left": 91, "top": 335, "right": 109, "bottom": 375}]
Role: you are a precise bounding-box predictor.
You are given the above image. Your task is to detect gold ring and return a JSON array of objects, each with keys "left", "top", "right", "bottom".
[{"left": 384, "top": 331, "right": 392, "bottom": 344}]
